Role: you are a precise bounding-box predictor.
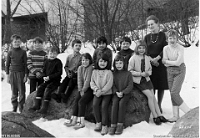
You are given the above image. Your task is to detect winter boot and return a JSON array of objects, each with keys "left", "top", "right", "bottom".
[
  {"left": 12, "top": 105, "right": 18, "bottom": 112},
  {"left": 29, "top": 97, "right": 42, "bottom": 112},
  {"left": 37, "top": 100, "right": 49, "bottom": 114},
  {"left": 115, "top": 123, "right": 124, "bottom": 135},
  {"left": 74, "top": 117, "right": 85, "bottom": 130},
  {"left": 109, "top": 124, "right": 117, "bottom": 135},
  {"left": 12, "top": 102, "right": 18, "bottom": 112},
  {"left": 19, "top": 104, "right": 24, "bottom": 113},
  {"left": 179, "top": 102, "right": 190, "bottom": 113},
  {"left": 169, "top": 106, "right": 180, "bottom": 123},
  {"left": 64, "top": 116, "right": 77, "bottom": 127},
  {"left": 94, "top": 122, "right": 102, "bottom": 132},
  {"left": 101, "top": 126, "right": 108, "bottom": 135}
]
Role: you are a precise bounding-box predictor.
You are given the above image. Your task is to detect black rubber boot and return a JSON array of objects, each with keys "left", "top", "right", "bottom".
[
  {"left": 29, "top": 98, "right": 42, "bottom": 112},
  {"left": 19, "top": 104, "right": 24, "bottom": 113},
  {"left": 12, "top": 106, "right": 18, "bottom": 112},
  {"left": 38, "top": 100, "right": 49, "bottom": 114}
]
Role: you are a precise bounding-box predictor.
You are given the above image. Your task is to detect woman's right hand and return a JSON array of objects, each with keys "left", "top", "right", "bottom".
[{"left": 151, "top": 60, "right": 159, "bottom": 67}]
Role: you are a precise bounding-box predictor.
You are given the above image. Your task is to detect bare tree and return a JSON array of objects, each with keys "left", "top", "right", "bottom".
[
  {"left": 2, "top": 0, "right": 22, "bottom": 44},
  {"left": 45, "top": 0, "right": 83, "bottom": 52},
  {"left": 17, "top": 0, "right": 82, "bottom": 52},
  {"left": 69, "top": 0, "right": 141, "bottom": 44}
]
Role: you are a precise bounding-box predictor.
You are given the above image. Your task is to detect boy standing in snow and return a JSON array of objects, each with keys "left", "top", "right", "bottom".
[
  {"left": 52, "top": 39, "right": 82, "bottom": 103},
  {"left": 27, "top": 37, "right": 46, "bottom": 93},
  {"left": 29, "top": 46, "right": 62, "bottom": 114},
  {"left": 162, "top": 29, "right": 190, "bottom": 122},
  {"left": 6, "top": 34, "right": 28, "bottom": 112},
  {"left": 93, "top": 36, "right": 113, "bottom": 70}
]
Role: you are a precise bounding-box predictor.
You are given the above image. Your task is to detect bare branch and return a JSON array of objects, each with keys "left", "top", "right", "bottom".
[{"left": 11, "top": 0, "right": 22, "bottom": 16}]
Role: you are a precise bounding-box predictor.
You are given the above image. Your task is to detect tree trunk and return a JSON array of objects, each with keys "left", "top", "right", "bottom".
[{"left": 3, "top": 0, "right": 12, "bottom": 44}]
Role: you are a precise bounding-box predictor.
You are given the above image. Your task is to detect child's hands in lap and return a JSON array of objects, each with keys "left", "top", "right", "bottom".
[
  {"left": 116, "top": 92, "right": 123, "bottom": 98},
  {"left": 96, "top": 90, "right": 102, "bottom": 97}
]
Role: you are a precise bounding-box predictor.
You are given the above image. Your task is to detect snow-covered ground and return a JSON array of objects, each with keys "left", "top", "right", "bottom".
[{"left": 1, "top": 43, "right": 199, "bottom": 138}]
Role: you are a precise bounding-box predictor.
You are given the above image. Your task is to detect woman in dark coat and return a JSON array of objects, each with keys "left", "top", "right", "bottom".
[{"left": 144, "top": 15, "right": 168, "bottom": 113}]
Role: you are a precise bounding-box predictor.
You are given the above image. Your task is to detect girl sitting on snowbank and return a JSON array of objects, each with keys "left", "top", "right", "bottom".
[{"left": 128, "top": 40, "right": 168, "bottom": 125}]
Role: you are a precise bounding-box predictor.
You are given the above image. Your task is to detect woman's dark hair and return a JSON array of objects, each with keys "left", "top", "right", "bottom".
[
  {"left": 96, "top": 36, "right": 108, "bottom": 45},
  {"left": 113, "top": 54, "right": 126, "bottom": 71},
  {"left": 94, "top": 53, "right": 110, "bottom": 70},
  {"left": 120, "top": 37, "right": 132, "bottom": 45},
  {"left": 81, "top": 53, "right": 93, "bottom": 65},
  {"left": 134, "top": 40, "right": 147, "bottom": 55},
  {"left": 145, "top": 15, "right": 159, "bottom": 24}
]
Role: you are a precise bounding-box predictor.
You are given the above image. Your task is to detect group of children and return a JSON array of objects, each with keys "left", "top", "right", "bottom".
[{"left": 5, "top": 29, "right": 189, "bottom": 135}]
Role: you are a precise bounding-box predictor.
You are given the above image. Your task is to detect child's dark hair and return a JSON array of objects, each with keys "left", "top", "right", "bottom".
[
  {"left": 81, "top": 53, "right": 93, "bottom": 65},
  {"left": 11, "top": 34, "right": 21, "bottom": 41},
  {"left": 134, "top": 40, "right": 147, "bottom": 55},
  {"left": 94, "top": 53, "right": 110, "bottom": 70},
  {"left": 49, "top": 46, "right": 59, "bottom": 54},
  {"left": 34, "top": 37, "right": 44, "bottom": 44},
  {"left": 113, "top": 54, "right": 126, "bottom": 71},
  {"left": 120, "top": 37, "right": 132, "bottom": 45},
  {"left": 72, "top": 39, "right": 82, "bottom": 47},
  {"left": 96, "top": 36, "right": 108, "bottom": 45}
]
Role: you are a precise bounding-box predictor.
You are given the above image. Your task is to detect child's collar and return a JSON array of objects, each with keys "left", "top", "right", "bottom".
[{"left": 73, "top": 51, "right": 80, "bottom": 56}]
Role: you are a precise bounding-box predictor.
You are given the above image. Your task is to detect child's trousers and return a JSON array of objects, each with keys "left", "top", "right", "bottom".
[
  {"left": 58, "top": 76, "right": 77, "bottom": 97},
  {"left": 111, "top": 94, "right": 130, "bottom": 124},
  {"left": 9, "top": 71, "right": 26, "bottom": 109},
  {"left": 29, "top": 78, "right": 43, "bottom": 93},
  {"left": 36, "top": 81, "right": 59, "bottom": 101},
  {"left": 72, "top": 88, "right": 93, "bottom": 117},
  {"left": 93, "top": 95, "right": 112, "bottom": 126},
  {"left": 167, "top": 63, "right": 186, "bottom": 106}
]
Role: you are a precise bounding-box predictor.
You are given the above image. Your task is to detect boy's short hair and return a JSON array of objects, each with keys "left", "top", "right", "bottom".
[
  {"left": 11, "top": 34, "right": 21, "bottom": 41},
  {"left": 94, "top": 53, "right": 110, "bottom": 70},
  {"left": 49, "top": 46, "right": 59, "bottom": 54},
  {"left": 113, "top": 54, "right": 126, "bottom": 71},
  {"left": 34, "top": 37, "right": 44, "bottom": 44},
  {"left": 72, "top": 39, "right": 82, "bottom": 47},
  {"left": 81, "top": 53, "right": 93, "bottom": 65},
  {"left": 146, "top": 15, "right": 159, "bottom": 24},
  {"left": 134, "top": 40, "right": 147, "bottom": 55},
  {"left": 28, "top": 39, "right": 34, "bottom": 43},
  {"left": 96, "top": 36, "right": 108, "bottom": 45},
  {"left": 166, "top": 29, "right": 178, "bottom": 39},
  {"left": 120, "top": 37, "right": 132, "bottom": 44}
]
